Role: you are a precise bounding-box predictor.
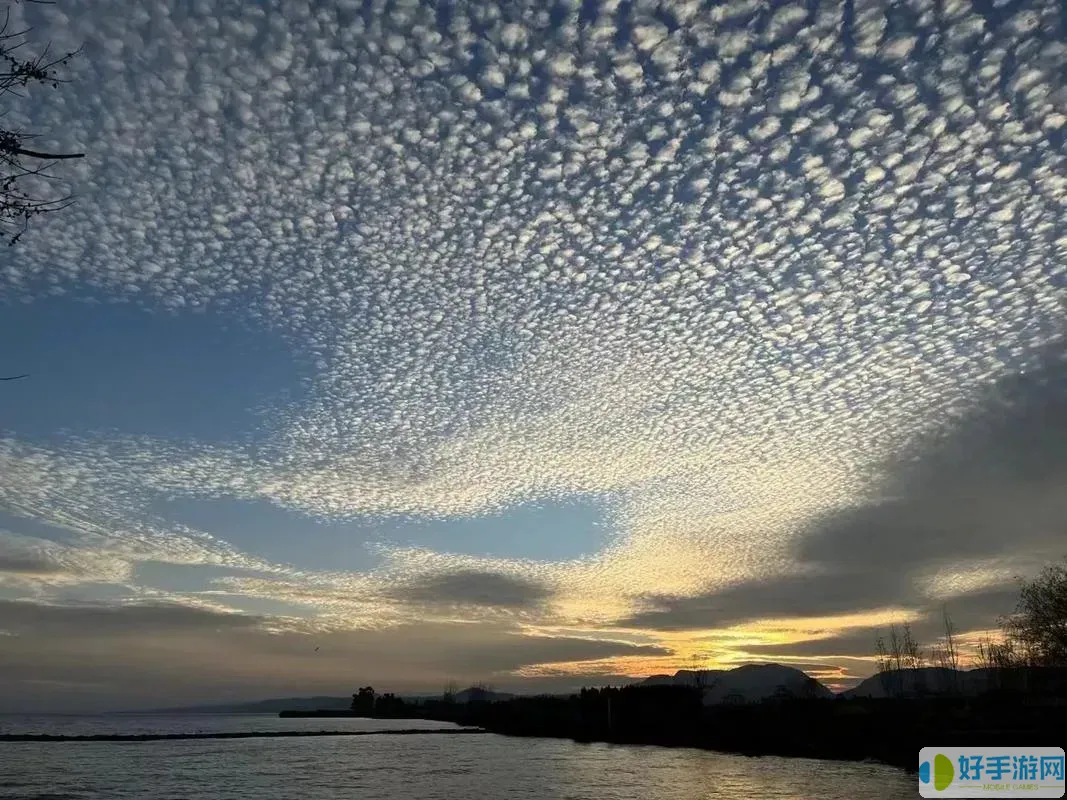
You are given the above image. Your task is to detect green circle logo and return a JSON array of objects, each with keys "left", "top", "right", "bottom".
[{"left": 934, "top": 753, "right": 955, "bottom": 791}]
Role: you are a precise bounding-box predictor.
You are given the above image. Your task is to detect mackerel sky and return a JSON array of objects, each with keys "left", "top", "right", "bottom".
[{"left": 1, "top": 0, "right": 1065, "bottom": 711}]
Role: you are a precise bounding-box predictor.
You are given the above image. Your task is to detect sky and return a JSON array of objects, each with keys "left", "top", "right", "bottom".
[{"left": 0, "top": 0, "right": 1065, "bottom": 712}]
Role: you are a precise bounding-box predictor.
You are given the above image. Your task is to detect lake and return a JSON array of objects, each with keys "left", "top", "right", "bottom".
[{"left": 0, "top": 714, "right": 915, "bottom": 799}]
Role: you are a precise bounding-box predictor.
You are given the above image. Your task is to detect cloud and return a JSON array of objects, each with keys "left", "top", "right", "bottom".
[
  {"left": 0, "top": 598, "right": 263, "bottom": 637},
  {"left": 0, "top": 552, "right": 66, "bottom": 576},
  {"left": 0, "top": 0, "right": 1064, "bottom": 701},
  {"left": 0, "top": 599, "right": 667, "bottom": 712},
  {"left": 740, "top": 585, "right": 1024, "bottom": 667},
  {"left": 0, "top": 532, "right": 133, "bottom": 586},
  {"left": 621, "top": 342, "right": 1067, "bottom": 633},
  {"left": 390, "top": 569, "right": 551, "bottom": 610},
  {"left": 743, "top": 633, "right": 884, "bottom": 660},
  {"left": 0, "top": 438, "right": 286, "bottom": 578},
  {"left": 798, "top": 342, "right": 1067, "bottom": 573},
  {"left": 623, "top": 570, "right": 908, "bottom": 632}
]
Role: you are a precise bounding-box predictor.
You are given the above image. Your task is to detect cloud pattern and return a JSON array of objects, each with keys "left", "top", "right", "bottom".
[{"left": 1, "top": 0, "right": 1066, "bottom": 699}]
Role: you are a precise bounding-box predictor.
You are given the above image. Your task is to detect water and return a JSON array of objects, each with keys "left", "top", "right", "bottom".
[
  {"left": 0, "top": 713, "right": 453, "bottom": 738},
  {"left": 0, "top": 714, "right": 915, "bottom": 799}
]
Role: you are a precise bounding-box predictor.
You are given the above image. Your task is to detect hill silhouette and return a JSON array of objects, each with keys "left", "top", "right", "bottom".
[
  {"left": 845, "top": 665, "right": 1067, "bottom": 698},
  {"left": 640, "top": 664, "right": 833, "bottom": 702}
]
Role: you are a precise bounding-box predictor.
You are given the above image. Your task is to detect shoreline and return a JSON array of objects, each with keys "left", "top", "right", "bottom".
[
  {"left": 277, "top": 709, "right": 915, "bottom": 770},
  {"left": 481, "top": 725, "right": 916, "bottom": 772},
  {"left": 280, "top": 690, "right": 1064, "bottom": 774}
]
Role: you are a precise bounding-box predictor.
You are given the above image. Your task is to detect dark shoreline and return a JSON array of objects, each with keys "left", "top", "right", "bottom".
[
  {"left": 279, "top": 707, "right": 919, "bottom": 770},
  {"left": 281, "top": 688, "right": 1065, "bottom": 773},
  {"left": 0, "top": 728, "right": 487, "bottom": 743}
]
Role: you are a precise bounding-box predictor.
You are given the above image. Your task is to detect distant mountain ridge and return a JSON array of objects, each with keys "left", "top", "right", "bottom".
[
  {"left": 134, "top": 665, "right": 838, "bottom": 714},
  {"left": 453, "top": 687, "right": 514, "bottom": 704},
  {"left": 639, "top": 664, "right": 833, "bottom": 704},
  {"left": 133, "top": 665, "right": 1067, "bottom": 719},
  {"left": 843, "top": 666, "right": 1067, "bottom": 698}
]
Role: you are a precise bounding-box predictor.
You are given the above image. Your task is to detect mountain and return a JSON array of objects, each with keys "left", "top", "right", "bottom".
[
  {"left": 843, "top": 667, "right": 967, "bottom": 699},
  {"left": 453, "top": 687, "right": 514, "bottom": 704},
  {"left": 842, "top": 666, "right": 1067, "bottom": 698},
  {"left": 134, "top": 668, "right": 836, "bottom": 715},
  {"left": 640, "top": 674, "right": 676, "bottom": 686},
  {"left": 640, "top": 664, "right": 833, "bottom": 704}
]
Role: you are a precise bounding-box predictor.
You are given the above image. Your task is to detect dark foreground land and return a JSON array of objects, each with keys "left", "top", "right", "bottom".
[{"left": 283, "top": 682, "right": 1065, "bottom": 771}]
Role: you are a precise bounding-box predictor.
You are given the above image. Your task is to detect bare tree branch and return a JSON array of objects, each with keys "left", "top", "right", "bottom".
[
  {"left": 0, "top": 0, "right": 82, "bottom": 244},
  {"left": 3, "top": 145, "right": 82, "bottom": 159}
]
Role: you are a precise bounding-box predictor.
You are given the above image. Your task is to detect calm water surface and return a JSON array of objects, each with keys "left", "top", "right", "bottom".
[
  {"left": 0, "top": 714, "right": 915, "bottom": 799},
  {"left": 0, "top": 713, "right": 453, "bottom": 737}
]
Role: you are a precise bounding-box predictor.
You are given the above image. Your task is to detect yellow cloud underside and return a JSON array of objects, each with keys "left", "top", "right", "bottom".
[{"left": 510, "top": 606, "right": 926, "bottom": 685}]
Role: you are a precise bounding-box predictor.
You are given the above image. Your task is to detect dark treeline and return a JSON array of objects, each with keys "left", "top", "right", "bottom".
[
  {"left": 427, "top": 682, "right": 1065, "bottom": 770},
  {"left": 282, "top": 675, "right": 1067, "bottom": 771}
]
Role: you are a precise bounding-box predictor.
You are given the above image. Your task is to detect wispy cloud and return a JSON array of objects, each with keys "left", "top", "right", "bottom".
[{"left": 0, "top": 531, "right": 132, "bottom": 587}]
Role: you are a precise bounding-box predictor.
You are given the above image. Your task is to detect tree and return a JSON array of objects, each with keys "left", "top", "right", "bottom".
[
  {"left": 442, "top": 681, "right": 458, "bottom": 704},
  {"left": 373, "top": 692, "right": 406, "bottom": 716},
  {"left": 875, "top": 623, "right": 923, "bottom": 698},
  {"left": 351, "top": 685, "right": 376, "bottom": 714},
  {"left": 930, "top": 606, "right": 961, "bottom": 694},
  {"left": 1003, "top": 561, "right": 1067, "bottom": 667},
  {"left": 976, "top": 635, "right": 1019, "bottom": 670},
  {"left": 1, "top": 0, "right": 83, "bottom": 245}
]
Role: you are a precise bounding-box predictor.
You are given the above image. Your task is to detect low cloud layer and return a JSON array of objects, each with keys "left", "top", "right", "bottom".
[
  {"left": 389, "top": 569, "right": 552, "bottom": 610},
  {"left": 0, "top": 600, "right": 669, "bottom": 712}
]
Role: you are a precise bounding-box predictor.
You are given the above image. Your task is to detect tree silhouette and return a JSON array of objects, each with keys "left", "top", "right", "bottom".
[
  {"left": 351, "top": 685, "right": 376, "bottom": 714},
  {"left": 930, "top": 606, "right": 961, "bottom": 694},
  {"left": 1004, "top": 560, "right": 1067, "bottom": 667},
  {"left": 875, "top": 624, "right": 924, "bottom": 698},
  {"left": 1, "top": 0, "right": 83, "bottom": 245}
]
